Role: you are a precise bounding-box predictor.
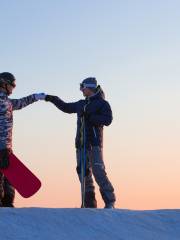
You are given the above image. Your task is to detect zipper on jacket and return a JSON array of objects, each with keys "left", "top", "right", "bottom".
[{"left": 93, "top": 127, "right": 97, "bottom": 138}]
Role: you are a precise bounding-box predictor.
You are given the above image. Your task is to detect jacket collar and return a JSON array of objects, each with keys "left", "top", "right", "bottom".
[
  {"left": 0, "top": 91, "right": 8, "bottom": 98},
  {"left": 86, "top": 89, "right": 104, "bottom": 101}
]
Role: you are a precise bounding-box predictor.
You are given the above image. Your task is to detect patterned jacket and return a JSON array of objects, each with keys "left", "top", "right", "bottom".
[
  {"left": 0, "top": 91, "right": 38, "bottom": 150},
  {"left": 47, "top": 90, "right": 113, "bottom": 148}
]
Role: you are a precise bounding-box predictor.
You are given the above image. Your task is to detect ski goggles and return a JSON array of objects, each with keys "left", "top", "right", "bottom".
[{"left": 80, "top": 83, "right": 97, "bottom": 90}]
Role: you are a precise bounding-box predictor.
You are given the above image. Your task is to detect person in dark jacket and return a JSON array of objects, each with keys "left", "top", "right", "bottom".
[
  {"left": 45, "top": 77, "right": 116, "bottom": 208},
  {"left": 0, "top": 72, "right": 45, "bottom": 207}
]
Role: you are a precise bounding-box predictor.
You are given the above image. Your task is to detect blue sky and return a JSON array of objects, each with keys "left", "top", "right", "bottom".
[
  {"left": 0, "top": 1, "right": 179, "bottom": 105},
  {"left": 0, "top": 0, "right": 180, "bottom": 208},
  {"left": 1, "top": 1, "right": 179, "bottom": 88}
]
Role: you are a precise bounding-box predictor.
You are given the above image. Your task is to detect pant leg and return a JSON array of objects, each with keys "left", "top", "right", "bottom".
[
  {"left": 0, "top": 148, "right": 15, "bottom": 207},
  {"left": 91, "top": 146, "right": 116, "bottom": 205},
  {"left": 1, "top": 177, "right": 15, "bottom": 207},
  {"left": 76, "top": 148, "right": 97, "bottom": 208}
]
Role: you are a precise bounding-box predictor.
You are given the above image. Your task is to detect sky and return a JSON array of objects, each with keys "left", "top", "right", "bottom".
[{"left": 0, "top": 0, "right": 180, "bottom": 209}]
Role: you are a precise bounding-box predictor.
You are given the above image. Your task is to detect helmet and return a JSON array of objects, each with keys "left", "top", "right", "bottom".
[
  {"left": 80, "top": 77, "right": 97, "bottom": 90},
  {"left": 0, "top": 72, "right": 16, "bottom": 87}
]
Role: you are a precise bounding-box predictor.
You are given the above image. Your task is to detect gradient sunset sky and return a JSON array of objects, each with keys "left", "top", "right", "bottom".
[{"left": 1, "top": 0, "right": 180, "bottom": 209}]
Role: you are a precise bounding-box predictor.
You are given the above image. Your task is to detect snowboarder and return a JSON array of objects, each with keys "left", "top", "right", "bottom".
[
  {"left": 0, "top": 72, "right": 45, "bottom": 207},
  {"left": 45, "top": 77, "right": 116, "bottom": 208}
]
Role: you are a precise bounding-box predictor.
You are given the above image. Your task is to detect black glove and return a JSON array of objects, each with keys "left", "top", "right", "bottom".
[
  {"left": 0, "top": 149, "right": 10, "bottom": 169},
  {"left": 45, "top": 95, "right": 55, "bottom": 102}
]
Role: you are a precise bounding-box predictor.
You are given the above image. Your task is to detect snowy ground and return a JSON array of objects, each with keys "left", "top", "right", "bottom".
[{"left": 0, "top": 208, "right": 180, "bottom": 240}]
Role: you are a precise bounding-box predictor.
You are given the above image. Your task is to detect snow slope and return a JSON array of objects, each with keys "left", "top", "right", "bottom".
[{"left": 0, "top": 208, "right": 180, "bottom": 240}]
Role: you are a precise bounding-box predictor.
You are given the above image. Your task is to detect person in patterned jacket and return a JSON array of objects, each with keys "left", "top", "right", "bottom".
[
  {"left": 0, "top": 72, "right": 45, "bottom": 207},
  {"left": 45, "top": 77, "right": 116, "bottom": 209}
]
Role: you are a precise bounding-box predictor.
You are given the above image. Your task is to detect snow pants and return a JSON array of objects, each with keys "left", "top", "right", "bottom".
[
  {"left": 76, "top": 146, "right": 116, "bottom": 207},
  {"left": 0, "top": 173, "right": 15, "bottom": 207}
]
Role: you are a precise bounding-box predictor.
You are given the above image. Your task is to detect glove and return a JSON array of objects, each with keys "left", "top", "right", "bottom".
[
  {"left": 0, "top": 149, "right": 10, "bottom": 169},
  {"left": 45, "top": 95, "right": 55, "bottom": 102},
  {"left": 34, "top": 93, "right": 46, "bottom": 101}
]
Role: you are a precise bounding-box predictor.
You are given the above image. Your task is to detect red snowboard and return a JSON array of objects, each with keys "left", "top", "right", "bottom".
[{"left": 0, "top": 153, "right": 41, "bottom": 198}]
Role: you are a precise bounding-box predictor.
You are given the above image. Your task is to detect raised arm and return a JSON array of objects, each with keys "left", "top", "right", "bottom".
[
  {"left": 10, "top": 93, "right": 45, "bottom": 110},
  {"left": 45, "top": 95, "right": 79, "bottom": 113}
]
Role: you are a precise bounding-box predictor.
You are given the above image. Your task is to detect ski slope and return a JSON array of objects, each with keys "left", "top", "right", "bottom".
[{"left": 0, "top": 208, "right": 180, "bottom": 240}]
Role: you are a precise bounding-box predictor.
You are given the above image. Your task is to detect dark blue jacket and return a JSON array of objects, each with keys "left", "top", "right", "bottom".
[{"left": 47, "top": 90, "right": 113, "bottom": 148}]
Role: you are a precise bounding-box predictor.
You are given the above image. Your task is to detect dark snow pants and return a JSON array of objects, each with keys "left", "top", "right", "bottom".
[
  {"left": 76, "top": 146, "right": 116, "bottom": 207},
  {"left": 0, "top": 173, "right": 15, "bottom": 207}
]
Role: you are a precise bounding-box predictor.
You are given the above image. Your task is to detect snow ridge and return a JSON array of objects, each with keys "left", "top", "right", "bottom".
[{"left": 0, "top": 208, "right": 180, "bottom": 240}]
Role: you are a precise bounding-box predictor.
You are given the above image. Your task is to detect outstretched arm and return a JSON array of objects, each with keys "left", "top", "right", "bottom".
[
  {"left": 9, "top": 93, "right": 46, "bottom": 110},
  {"left": 45, "top": 95, "right": 78, "bottom": 113},
  {"left": 10, "top": 93, "right": 46, "bottom": 110}
]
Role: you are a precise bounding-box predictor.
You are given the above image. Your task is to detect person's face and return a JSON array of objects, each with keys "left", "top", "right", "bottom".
[
  {"left": 6, "top": 80, "right": 16, "bottom": 95},
  {"left": 81, "top": 87, "right": 94, "bottom": 97}
]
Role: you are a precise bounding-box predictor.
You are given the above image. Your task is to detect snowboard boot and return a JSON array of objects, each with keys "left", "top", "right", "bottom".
[
  {"left": 104, "top": 202, "right": 115, "bottom": 209},
  {"left": 1, "top": 194, "right": 15, "bottom": 207},
  {"left": 83, "top": 191, "right": 97, "bottom": 208}
]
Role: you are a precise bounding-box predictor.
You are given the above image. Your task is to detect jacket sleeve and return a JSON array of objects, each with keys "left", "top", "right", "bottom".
[
  {"left": 0, "top": 103, "right": 11, "bottom": 149},
  {"left": 46, "top": 95, "right": 78, "bottom": 113},
  {"left": 10, "top": 94, "right": 38, "bottom": 110},
  {"left": 89, "top": 101, "right": 113, "bottom": 126}
]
